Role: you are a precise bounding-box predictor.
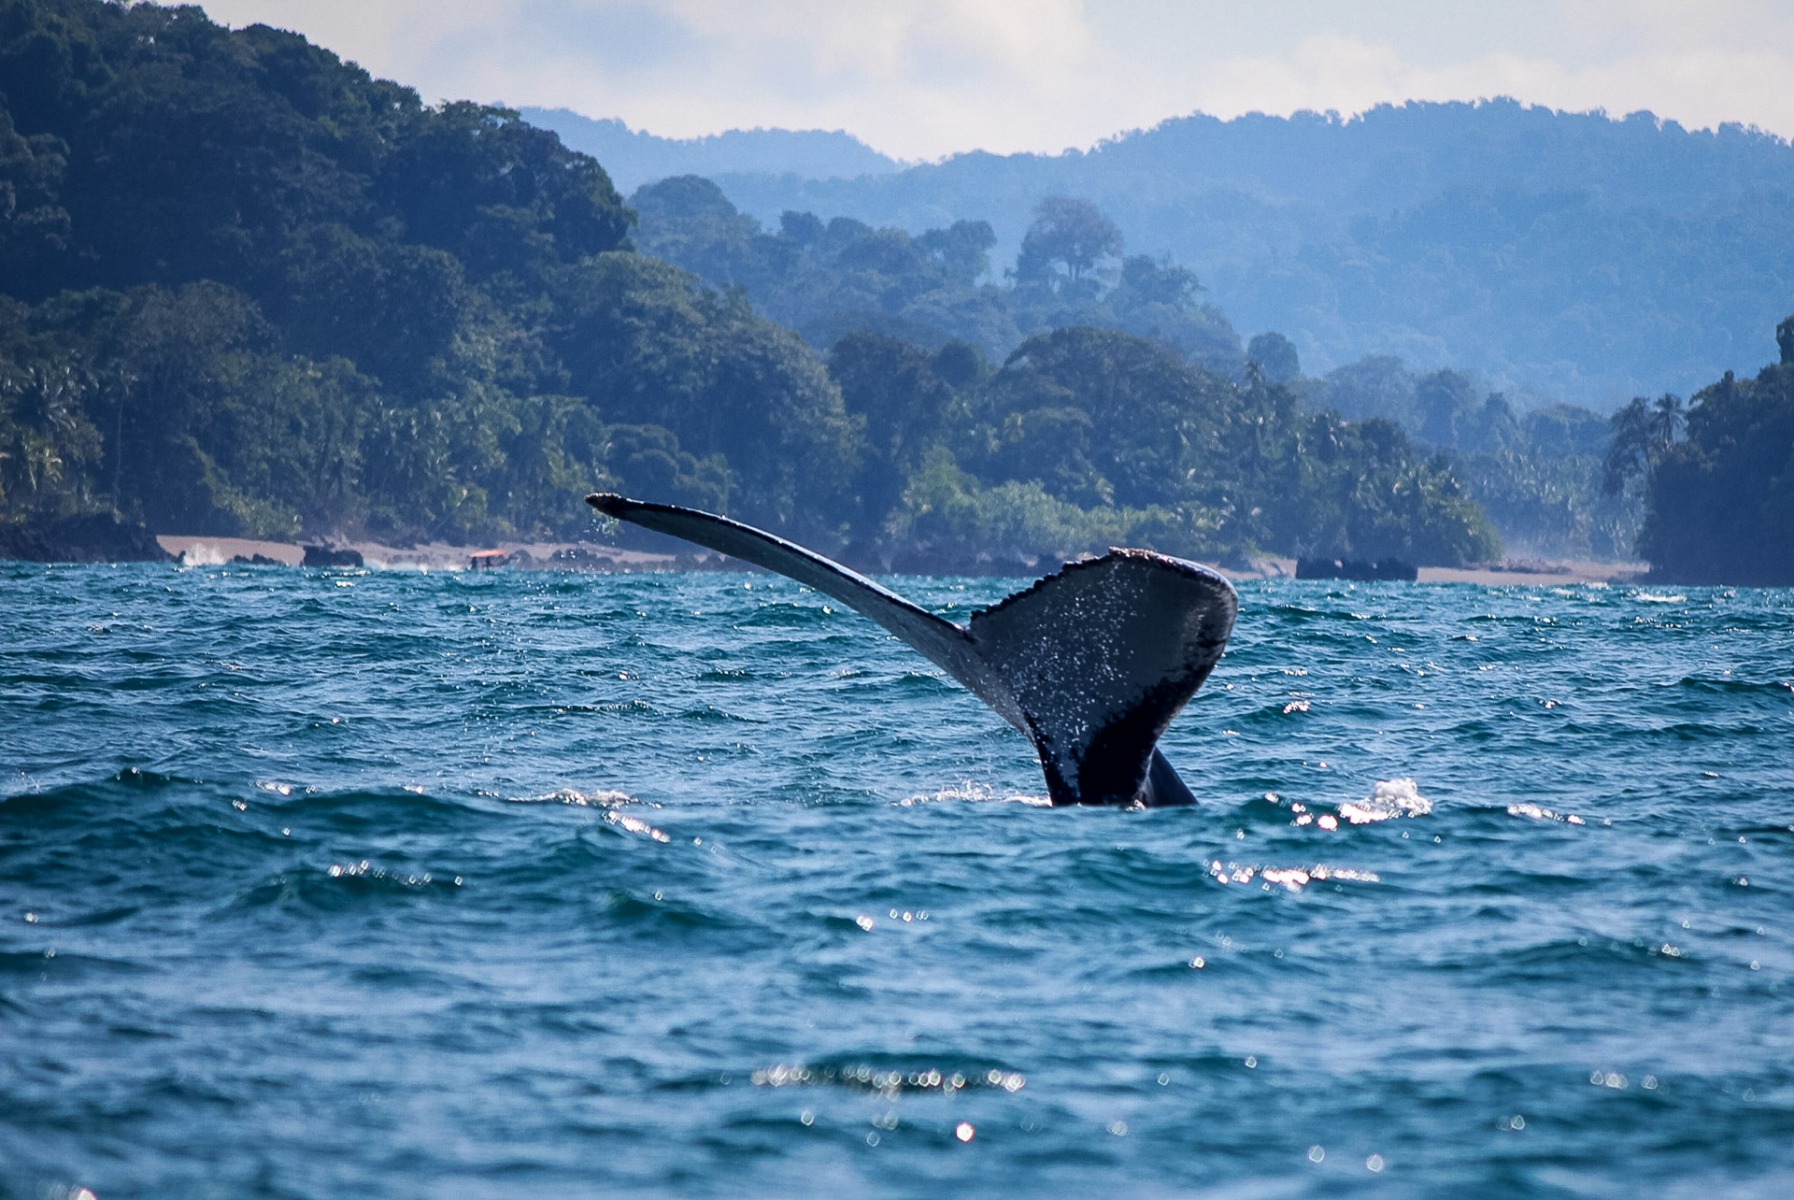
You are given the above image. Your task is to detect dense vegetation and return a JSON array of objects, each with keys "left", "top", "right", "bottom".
[
  {"left": 0, "top": 0, "right": 849, "bottom": 544},
  {"left": 0, "top": 0, "right": 1520, "bottom": 568},
  {"left": 630, "top": 180, "right": 1650, "bottom": 561},
  {"left": 10, "top": 2, "right": 1782, "bottom": 580},
  {"left": 614, "top": 102, "right": 1794, "bottom": 408},
  {"left": 631, "top": 178, "right": 1244, "bottom": 372},
  {"left": 1309, "top": 359, "right": 1640, "bottom": 560},
  {"left": 1629, "top": 318, "right": 1794, "bottom": 585},
  {"left": 631, "top": 155, "right": 1794, "bottom": 575},
  {"left": 828, "top": 327, "right": 1497, "bottom": 567}
]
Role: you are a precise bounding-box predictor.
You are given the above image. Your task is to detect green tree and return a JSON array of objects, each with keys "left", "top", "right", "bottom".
[
  {"left": 1314, "top": 356, "right": 1418, "bottom": 428},
  {"left": 890, "top": 446, "right": 1221, "bottom": 567},
  {"left": 971, "top": 327, "right": 1210, "bottom": 509},
  {"left": 547, "top": 251, "right": 857, "bottom": 538},
  {"left": 0, "top": 109, "right": 72, "bottom": 295},
  {"left": 1638, "top": 325, "right": 1794, "bottom": 584},
  {"left": 1413, "top": 369, "right": 1478, "bottom": 448},
  {"left": 377, "top": 100, "right": 631, "bottom": 291},
  {"left": 630, "top": 175, "right": 768, "bottom": 289},
  {"left": 0, "top": 355, "right": 100, "bottom": 513},
  {"left": 1603, "top": 393, "right": 1683, "bottom": 495},
  {"left": 1246, "top": 332, "right": 1300, "bottom": 385},
  {"left": 1650, "top": 393, "right": 1685, "bottom": 446},
  {"left": 1101, "top": 256, "right": 1242, "bottom": 372},
  {"left": 276, "top": 223, "right": 473, "bottom": 392},
  {"left": 601, "top": 423, "right": 730, "bottom": 516},
  {"left": 1013, "top": 196, "right": 1123, "bottom": 297},
  {"left": 827, "top": 331, "right": 960, "bottom": 533},
  {"left": 917, "top": 220, "right": 997, "bottom": 286}
]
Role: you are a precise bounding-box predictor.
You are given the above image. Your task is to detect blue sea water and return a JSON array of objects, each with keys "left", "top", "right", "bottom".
[{"left": 2, "top": 562, "right": 1791, "bottom": 1198}]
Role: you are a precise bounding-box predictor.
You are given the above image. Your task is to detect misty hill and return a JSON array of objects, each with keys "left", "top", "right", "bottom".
[
  {"left": 520, "top": 108, "right": 900, "bottom": 194},
  {"left": 661, "top": 102, "right": 1794, "bottom": 409}
]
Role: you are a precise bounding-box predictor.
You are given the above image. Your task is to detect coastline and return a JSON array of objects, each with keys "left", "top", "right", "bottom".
[
  {"left": 154, "top": 535, "right": 1648, "bottom": 586},
  {"left": 156, "top": 535, "right": 689, "bottom": 572}
]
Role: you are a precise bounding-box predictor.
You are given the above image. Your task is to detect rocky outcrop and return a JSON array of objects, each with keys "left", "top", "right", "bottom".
[
  {"left": 1296, "top": 557, "right": 1419, "bottom": 582},
  {"left": 301, "top": 544, "right": 364, "bottom": 568}
]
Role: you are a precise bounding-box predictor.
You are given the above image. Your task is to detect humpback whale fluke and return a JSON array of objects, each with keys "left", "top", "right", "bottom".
[{"left": 586, "top": 493, "right": 1237, "bottom": 807}]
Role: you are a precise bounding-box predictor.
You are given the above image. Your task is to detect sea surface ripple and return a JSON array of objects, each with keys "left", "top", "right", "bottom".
[{"left": 3, "top": 563, "right": 1791, "bottom": 1197}]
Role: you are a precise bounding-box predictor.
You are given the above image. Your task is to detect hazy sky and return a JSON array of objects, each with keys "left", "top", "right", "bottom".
[{"left": 198, "top": 1, "right": 1794, "bottom": 160}]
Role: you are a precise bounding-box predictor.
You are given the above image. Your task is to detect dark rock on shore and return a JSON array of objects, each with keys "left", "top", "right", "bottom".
[
  {"left": 549, "top": 546, "right": 617, "bottom": 570},
  {"left": 302, "top": 544, "right": 364, "bottom": 568},
  {"left": 0, "top": 513, "right": 175, "bottom": 563},
  {"left": 1296, "top": 557, "right": 1419, "bottom": 582}
]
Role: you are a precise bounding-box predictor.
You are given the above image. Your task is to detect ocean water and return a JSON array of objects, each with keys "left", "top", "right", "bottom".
[{"left": 2, "top": 562, "right": 1791, "bottom": 1198}]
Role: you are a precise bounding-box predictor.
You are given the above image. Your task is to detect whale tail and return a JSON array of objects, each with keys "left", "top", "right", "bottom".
[{"left": 586, "top": 494, "right": 1236, "bottom": 806}]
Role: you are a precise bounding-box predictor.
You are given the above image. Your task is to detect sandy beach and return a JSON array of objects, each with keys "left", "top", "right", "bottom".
[{"left": 1415, "top": 560, "right": 1648, "bottom": 585}]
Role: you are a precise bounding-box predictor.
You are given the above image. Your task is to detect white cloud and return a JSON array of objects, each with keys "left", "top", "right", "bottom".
[{"left": 198, "top": 1, "right": 1794, "bottom": 158}]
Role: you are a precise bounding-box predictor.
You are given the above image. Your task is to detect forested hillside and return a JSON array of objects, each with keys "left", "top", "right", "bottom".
[
  {"left": 630, "top": 177, "right": 1245, "bottom": 372},
  {"left": 0, "top": 0, "right": 1516, "bottom": 567},
  {"left": 0, "top": 0, "right": 852, "bottom": 545},
  {"left": 694, "top": 102, "right": 1794, "bottom": 408},
  {"left": 626, "top": 177, "right": 1653, "bottom": 560},
  {"left": 1632, "top": 318, "right": 1794, "bottom": 585}
]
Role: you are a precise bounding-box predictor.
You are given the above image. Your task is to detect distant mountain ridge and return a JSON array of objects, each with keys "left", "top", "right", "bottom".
[
  {"left": 568, "top": 100, "right": 1794, "bottom": 408},
  {"left": 518, "top": 108, "right": 900, "bottom": 194}
]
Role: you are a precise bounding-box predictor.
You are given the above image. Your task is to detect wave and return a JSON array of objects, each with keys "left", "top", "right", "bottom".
[
  {"left": 895, "top": 783, "right": 1050, "bottom": 807},
  {"left": 6, "top": 567, "right": 1794, "bottom": 1195},
  {"left": 1337, "top": 778, "right": 1433, "bottom": 824}
]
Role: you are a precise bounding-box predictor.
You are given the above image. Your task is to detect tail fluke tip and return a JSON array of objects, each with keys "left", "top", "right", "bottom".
[{"left": 587, "top": 492, "right": 627, "bottom": 515}]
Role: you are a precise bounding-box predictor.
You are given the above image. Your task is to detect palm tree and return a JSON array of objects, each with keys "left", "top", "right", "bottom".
[
  {"left": 1602, "top": 393, "right": 1684, "bottom": 496},
  {"left": 1649, "top": 393, "right": 1685, "bottom": 448},
  {"left": 1602, "top": 396, "right": 1652, "bottom": 495},
  {"left": 0, "top": 360, "right": 102, "bottom": 514}
]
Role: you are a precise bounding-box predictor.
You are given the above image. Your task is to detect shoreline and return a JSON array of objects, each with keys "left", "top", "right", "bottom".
[
  {"left": 158, "top": 535, "right": 690, "bottom": 573},
  {"left": 155, "top": 535, "right": 1649, "bottom": 586}
]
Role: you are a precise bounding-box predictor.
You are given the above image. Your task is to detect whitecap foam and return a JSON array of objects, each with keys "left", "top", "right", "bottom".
[
  {"left": 514, "top": 787, "right": 641, "bottom": 809},
  {"left": 1337, "top": 778, "right": 1432, "bottom": 824},
  {"left": 896, "top": 783, "right": 1051, "bottom": 807},
  {"left": 507, "top": 788, "right": 671, "bottom": 840},
  {"left": 179, "top": 543, "right": 228, "bottom": 566},
  {"left": 1507, "top": 802, "right": 1586, "bottom": 825}
]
